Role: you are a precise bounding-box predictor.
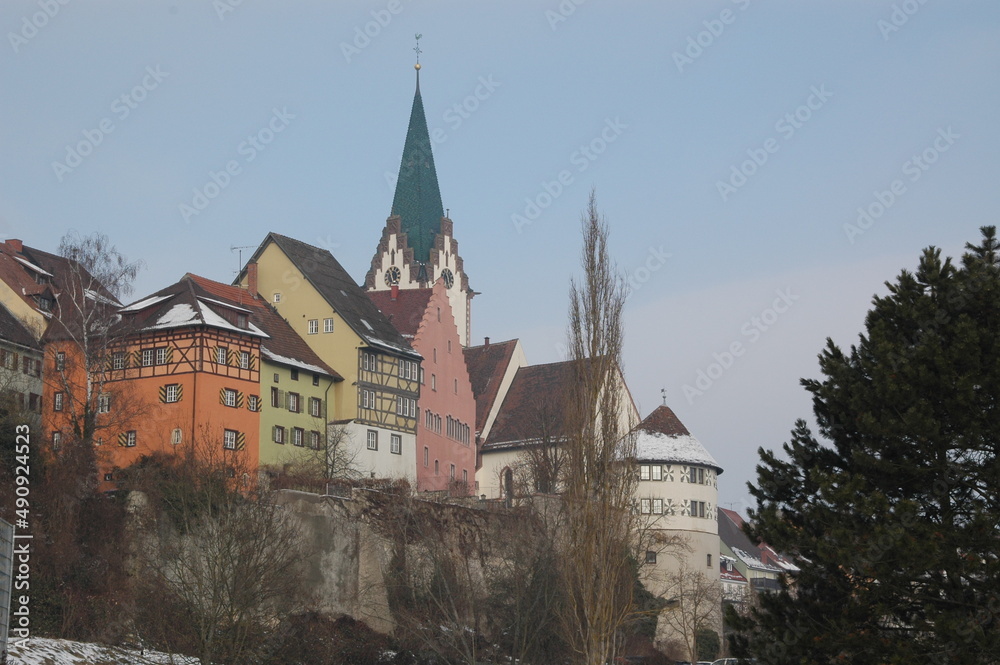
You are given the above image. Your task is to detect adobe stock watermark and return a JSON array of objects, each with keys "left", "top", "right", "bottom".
[
  {"left": 340, "top": 0, "right": 410, "bottom": 64},
  {"left": 682, "top": 288, "right": 799, "bottom": 404},
  {"left": 672, "top": 0, "right": 751, "bottom": 74},
  {"left": 545, "top": 0, "right": 586, "bottom": 31},
  {"left": 878, "top": 0, "right": 931, "bottom": 41},
  {"left": 717, "top": 84, "right": 833, "bottom": 201},
  {"left": 8, "top": 0, "right": 71, "bottom": 54},
  {"left": 511, "top": 117, "right": 628, "bottom": 234},
  {"left": 384, "top": 75, "right": 501, "bottom": 191},
  {"left": 843, "top": 126, "right": 959, "bottom": 244},
  {"left": 178, "top": 107, "right": 295, "bottom": 223},
  {"left": 625, "top": 246, "right": 672, "bottom": 301},
  {"left": 51, "top": 66, "right": 169, "bottom": 183},
  {"left": 213, "top": 0, "right": 246, "bottom": 22}
]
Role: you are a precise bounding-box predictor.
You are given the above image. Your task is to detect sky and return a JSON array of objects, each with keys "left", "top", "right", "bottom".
[{"left": 2, "top": 0, "right": 998, "bottom": 512}]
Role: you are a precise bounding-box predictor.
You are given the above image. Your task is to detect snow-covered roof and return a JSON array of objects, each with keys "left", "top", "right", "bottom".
[
  {"left": 631, "top": 405, "right": 722, "bottom": 472},
  {"left": 731, "top": 546, "right": 783, "bottom": 573},
  {"left": 261, "top": 346, "right": 331, "bottom": 375},
  {"left": 634, "top": 430, "right": 721, "bottom": 470},
  {"left": 14, "top": 255, "right": 53, "bottom": 277},
  {"left": 120, "top": 293, "right": 174, "bottom": 312},
  {"left": 142, "top": 301, "right": 267, "bottom": 337},
  {"left": 197, "top": 295, "right": 251, "bottom": 313}
]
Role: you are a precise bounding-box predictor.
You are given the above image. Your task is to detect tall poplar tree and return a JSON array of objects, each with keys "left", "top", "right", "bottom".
[{"left": 732, "top": 227, "right": 1000, "bottom": 664}]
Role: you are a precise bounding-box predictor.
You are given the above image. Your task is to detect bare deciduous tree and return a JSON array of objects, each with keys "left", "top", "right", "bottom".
[
  {"left": 558, "top": 191, "right": 641, "bottom": 665},
  {"left": 656, "top": 564, "right": 723, "bottom": 663}
]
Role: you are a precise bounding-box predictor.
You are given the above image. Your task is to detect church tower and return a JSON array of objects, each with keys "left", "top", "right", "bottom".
[{"left": 364, "top": 50, "right": 474, "bottom": 347}]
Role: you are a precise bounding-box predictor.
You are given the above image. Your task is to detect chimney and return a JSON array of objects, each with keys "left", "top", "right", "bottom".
[
  {"left": 390, "top": 284, "right": 399, "bottom": 300},
  {"left": 7, "top": 239, "right": 22, "bottom": 253},
  {"left": 484, "top": 336, "right": 490, "bottom": 347},
  {"left": 247, "top": 262, "right": 258, "bottom": 297}
]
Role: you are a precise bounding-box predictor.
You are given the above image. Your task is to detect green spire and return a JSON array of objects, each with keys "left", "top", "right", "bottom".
[{"left": 390, "top": 64, "right": 444, "bottom": 265}]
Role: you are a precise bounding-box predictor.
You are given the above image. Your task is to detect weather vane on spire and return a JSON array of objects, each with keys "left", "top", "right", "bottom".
[
  {"left": 661, "top": 388, "right": 667, "bottom": 406},
  {"left": 413, "top": 33, "right": 423, "bottom": 70}
]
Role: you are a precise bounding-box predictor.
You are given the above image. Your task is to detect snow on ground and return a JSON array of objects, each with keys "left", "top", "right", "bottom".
[{"left": 7, "top": 637, "right": 198, "bottom": 665}]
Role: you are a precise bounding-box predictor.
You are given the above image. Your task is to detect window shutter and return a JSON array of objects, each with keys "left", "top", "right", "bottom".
[
  {"left": 159, "top": 385, "right": 168, "bottom": 403},
  {"left": 235, "top": 431, "right": 246, "bottom": 451},
  {"left": 117, "top": 432, "right": 128, "bottom": 447},
  {"left": 219, "top": 388, "right": 227, "bottom": 405},
  {"left": 236, "top": 391, "right": 244, "bottom": 409},
  {"left": 165, "top": 347, "right": 174, "bottom": 364},
  {"left": 132, "top": 350, "right": 142, "bottom": 367}
]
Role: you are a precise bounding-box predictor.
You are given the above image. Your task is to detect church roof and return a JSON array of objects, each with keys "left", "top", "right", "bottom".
[
  {"left": 390, "top": 70, "right": 445, "bottom": 264},
  {"left": 484, "top": 360, "right": 578, "bottom": 450},
  {"left": 367, "top": 288, "right": 434, "bottom": 338},
  {"left": 463, "top": 338, "right": 520, "bottom": 435},
  {"left": 633, "top": 405, "right": 722, "bottom": 473}
]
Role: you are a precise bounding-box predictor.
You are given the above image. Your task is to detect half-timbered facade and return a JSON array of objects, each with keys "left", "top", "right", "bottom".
[{"left": 236, "top": 233, "right": 421, "bottom": 483}]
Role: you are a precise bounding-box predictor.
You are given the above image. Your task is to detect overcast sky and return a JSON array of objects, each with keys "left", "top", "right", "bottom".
[{"left": 2, "top": 0, "right": 997, "bottom": 511}]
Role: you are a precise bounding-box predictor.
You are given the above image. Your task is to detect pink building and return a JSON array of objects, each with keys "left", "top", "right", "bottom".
[{"left": 368, "top": 280, "right": 476, "bottom": 493}]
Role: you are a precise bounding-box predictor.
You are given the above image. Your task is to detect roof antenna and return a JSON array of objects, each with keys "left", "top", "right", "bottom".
[{"left": 231, "top": 245, "right": 255, "bottom": 277}]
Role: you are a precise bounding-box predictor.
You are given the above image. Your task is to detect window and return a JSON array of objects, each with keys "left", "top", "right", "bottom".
[
  {"left": 223, "top": 388, "right": 237, "bottom": 407},
  {"left": 292, "top": 428, "right": 304, "bottom": 447},
  {"left": 104, "top": 473, "right": 114, "bottom": 482},
  {"left": 462, "top": 469, "right": 468, "bottom": 484},
  {"left": 652, "top": 465, "right": 662, "bottom": 481},
  {"left": 142, "top": 348, "right": 154, "bottom": 367},
  {"left": 309, "top": 397, "right": 322, "bottom": 418},
  {"left": 273, "top": 373, "right": 280, "bottom": 383},
  {"left": 361, "top": 389, "right": 375, "bottom": 409},
  {"left": 273, "top": 426, "right": 285, "bottom": 444},
  {"left": 271, "top": 387, "right": 281, "bottom": 408},
  {"left": 308, "top": 319, "right": 318, "bottom": 334},
  {"left": 645, "top": 551, "right": 657, "bottom": 565},
  {"left": 52, "top": 431, "right": 62, "bottom": 448},
  {"left": 323, "top": 318, "right": 334, "bottom": 333},
  {"left": 155, "top": 347, "right": 168, "bottom": 365},
  {"left": 362, "top": 352, "right": 377, "bottom": 371},
  {"left": 54, "top": 391, "right": 64, "bottom": 411},
  {"left": 396, "top": 396, "right": 416, "bottom": 418},
  {"left": 423, "top": 446, "right": 429, "bottom": 467},
  {"left": 689, "top": 466, "right": 705, "bottom": 485},
  {"left": 165, "top": 384, "right": 180, "bottom": 403},
  {"left": 171, "top": 428, "right": 182, "bottom": 445},
  {"left": 434, "top": 460, "right": 439, "bottom": 475},
  {"left": 123, "top": 430, "right": 137, "bottom": 447},
  {"left": 390, "top": 434, "right": 401, "bottom": 455},
  {"left": 237, "top": 313, "right": 248, "bottom": 329},
  {"left": 312, "top": 374, "right": 320, "bottom": 386},
  {"left": 28, "top": 393, "right": 39, "bottom": 412},
  {"left": 707, "top": 553, "right": 713, "bottom": 568},
  {"left": 55, "top": 351, "right": 65, "bottom": 370},
  {"left": 398, "top": 359, "right": 418, "bottom": 381},
  {"left": 287, "top": 392, "right": 300, "bottom": 413},
  {"left": 290, "top": 368, "right": 299, "bottom": 381},
  {"left": 273, "top": 292, "right": 281, "bottom": 303},
  {"left": 652, "top": 498, "right": 663, "bottom": 514},
  {"left": 691, "top": 500, "right": 706, "bottom": 518},
  {"left": 97, "top": 393, "right": 111, "bottom": 414},
  {"left": 431, "top": 374, "right": 436, "bottom": 391},
  {"left": 450, "top": 464, "right": 456, "bottom": 480},
  {"left": 640, "top": 499, "right": 651, "bottom": 514},
  {"left": 640, "top": 465, "right": 650, "bottom": 481},
  {"left": 309, "top": 431, "right": 321, "bottom": 450},
  {"left": 247, "top": 395, "right": 260, "bottom": 412},
  {"left": 447, "top": 340, "right": 452, "bottom": 353},
  {"left": 239, "top": 351, "right": 250, "bottom": 369},
  {"left": 223, "top": 429, "right": 238, "bottom": 450},
  {"left": 112, "top": 352, "right": 125, "bottom": 370},
  {"left": 433, "top": 348, "right": 437, "bottom": 363},
  {"left": 367, "top": 430, "right": 378, "bottom": 451},
  {"left": 216, "top": 347, "right": 228, "bottom": 365},
  {"left": 453, "top": 378, "right": 458, "bottom": 394}
]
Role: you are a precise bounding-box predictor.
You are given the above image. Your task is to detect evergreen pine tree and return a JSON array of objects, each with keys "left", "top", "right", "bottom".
[{"left": 731, "top": 227, "right": 1000, "bottom": 665}]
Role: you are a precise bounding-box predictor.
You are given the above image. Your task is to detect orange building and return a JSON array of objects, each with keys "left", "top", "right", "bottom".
[{"left": 91, "top": 275, "right": 266, "bottom": 480}]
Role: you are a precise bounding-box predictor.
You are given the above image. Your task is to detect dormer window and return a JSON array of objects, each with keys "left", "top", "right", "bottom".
[
  {"left": 37, "top": 297, "right": 52, "bottom": 312},
  {"left": 237, "top": 313, "right": 248, "bottom": 329}
]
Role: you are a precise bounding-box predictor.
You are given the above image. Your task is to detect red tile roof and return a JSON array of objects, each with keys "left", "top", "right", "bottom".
[
  {"left": 367, "top": 288, "right": 433, "bottom": 337},
  {"left": 484, "top": 360, "right": 580, "bottom": 449},
  {"left": 463, "top": 338, "right": 519, "bottom": 434},
  {"left": 636, "top": 405, "right": 691, "bottom": 437}
]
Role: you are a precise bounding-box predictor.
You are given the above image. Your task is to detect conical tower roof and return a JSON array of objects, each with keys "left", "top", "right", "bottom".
[
  {"left": 390, "top": 67, "right": 444, "bottom": 264},
  {"left": 633, "top": 405, "right": 723, "bottom": 473}
]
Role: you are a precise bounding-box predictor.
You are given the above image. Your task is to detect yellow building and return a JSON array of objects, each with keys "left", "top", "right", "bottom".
[{"left": 237, "top": 234, "right": 421, "bottom": 484}]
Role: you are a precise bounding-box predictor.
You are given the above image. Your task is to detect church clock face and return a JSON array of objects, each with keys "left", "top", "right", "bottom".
[
  {"left": 440, "top": 268, "right": 454, "bottom": 289},
  {"left": 384, "top": 266, "right": 402, "bottom": 286}
]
